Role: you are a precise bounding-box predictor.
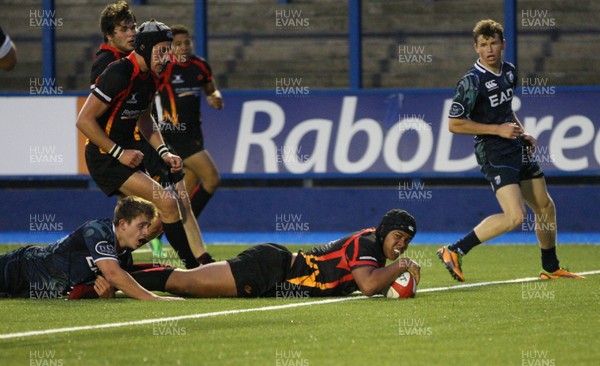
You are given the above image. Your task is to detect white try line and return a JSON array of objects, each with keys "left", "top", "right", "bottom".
[{"left": 1, "top": 270, "right": 598, "bottom": 340}]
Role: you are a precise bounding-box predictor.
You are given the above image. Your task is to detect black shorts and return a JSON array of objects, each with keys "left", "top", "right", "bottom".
[
  {"left": 226, "top": 244, "right": 292, "bottom": 298},
  {"left": 163, "top": 126, "right": 204, "bottom": 160},
  {"left": 133, "top": 139, "right": 184, "bottom": 186},
  {"left": 85, "top": 144, "right": 141, "bottom": 196},
  {"left": 480, "top": 148, "right": 544, "bottom": 192}
]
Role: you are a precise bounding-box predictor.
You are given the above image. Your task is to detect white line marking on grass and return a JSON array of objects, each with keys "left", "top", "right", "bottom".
[{"left": 1, "top": 270, "right": 598, "bottom": 340}]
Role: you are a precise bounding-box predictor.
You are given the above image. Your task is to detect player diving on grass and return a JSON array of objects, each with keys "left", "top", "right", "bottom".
[
  {"left": 131, "top": 209, "right": 421, "bottom": 298},
  {"left": 0, "top": 197, "right": 181, "bottom": 300},
  {"left": 437, "top": 19, "right": 584, "bottom": 281}
]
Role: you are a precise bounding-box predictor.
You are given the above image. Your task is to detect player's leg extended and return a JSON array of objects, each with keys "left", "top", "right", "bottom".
[
  {"left": 438, "top": 184, "right": 526, "bottom": 281},
  {"left": 165, "top": 262, "right": 238, "bottom": 297},
  {"left": 520, "top": 177, "right": 556, "bottom": 249},
  {"left": 473, "top": 184, "right": 527, "bottom": 242},
  {"left": 173, "top": 179, "right": 210, "bottom": 259},
  {"left": 521, "top": 178, "right": 582, "bottom": 278},
  {"left": 184, "top": 150, "right": 220, "bottom": 217},
  {"left": 120, "top": 172, "right": 199, "bottom": 268}
]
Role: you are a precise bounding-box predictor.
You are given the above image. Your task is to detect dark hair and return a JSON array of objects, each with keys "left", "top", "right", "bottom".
[
  {"left": 473, "top": 19, "right": 504, "bottom": 44},
  {"left": 113, "top": 196, "right": 157, "bottom": 226},
  {"left": 100, "top": 1, "right": 136, "bottom": 43},
  {"left": 170, "top": 24, "right": 190, "bottom": 37}
]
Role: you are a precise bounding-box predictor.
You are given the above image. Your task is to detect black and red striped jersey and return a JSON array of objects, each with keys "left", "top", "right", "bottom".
[
  {"left": 90, "top": 44, "right": 129, "bottom": 89},
  {"left": 286, "top": 228, "right": 386, "bottom": 296},
  {"left": 89, "top": 53, "right": 158, "bottom": 153},
  {"left": 157, "top": 54, "right": 213, "bottom": 127}
]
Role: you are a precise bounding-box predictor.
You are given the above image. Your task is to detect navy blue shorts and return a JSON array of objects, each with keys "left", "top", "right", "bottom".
[{"left": 480, "top": 148, "right": 544, "bottom": 192}]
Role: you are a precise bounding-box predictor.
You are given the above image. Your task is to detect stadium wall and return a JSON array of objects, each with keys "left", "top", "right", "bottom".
[{"left": 0, "top": 87, "right": 599, "bottom": 238}]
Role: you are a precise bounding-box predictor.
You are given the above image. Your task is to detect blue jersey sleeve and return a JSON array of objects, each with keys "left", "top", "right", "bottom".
[
  {"left": 82, "top": 220, "right": 119, "bottom": 264},
  {"left": 449, "top": 73, "right": 479, "bottom": 120}
]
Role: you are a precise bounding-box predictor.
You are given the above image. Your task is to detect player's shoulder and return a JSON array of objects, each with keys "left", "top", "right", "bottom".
[
  {"left": 503, "top": 61, "right": 517, "bottom": 72},
  {"left": 82, "top": 218, "right": 114, "bottom": 241},
  {"left": 104, "top": 56, "right": 134, "bottom": 75}
]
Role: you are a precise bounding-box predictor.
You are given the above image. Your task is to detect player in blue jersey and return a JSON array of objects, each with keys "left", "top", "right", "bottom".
[
  {"left": 437, "top": 19, "right": 583, "bottom": 281},
  {"left": 0, "top": 196, "right": 181, "bottom": 300}
]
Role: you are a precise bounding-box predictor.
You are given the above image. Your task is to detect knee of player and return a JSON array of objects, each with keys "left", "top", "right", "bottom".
[
  {"left": 507, "top": 212, "right": 525, "bottom": 230},
  {"left": 155, "top": 196, "right": 180, "bottom": 220}
]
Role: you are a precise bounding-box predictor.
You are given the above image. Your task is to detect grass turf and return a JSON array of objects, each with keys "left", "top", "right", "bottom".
[{"left": 0, "top": 243, "right": 598, "bottom": 365}]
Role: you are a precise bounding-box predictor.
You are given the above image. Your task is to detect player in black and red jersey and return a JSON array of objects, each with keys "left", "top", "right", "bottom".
[
  {"left": 132, "top": 209, "right": 421, "bottom": 298},
  {"left": 156, "top": 24, "right": 223, "bottom": 219},
  {"left": 90, "top": 1, "right": 136, "bottom": 89},
  {"left": 90, "top": 4, "right": 214, "bottom": 264},
  {"left": 0, "top": 196, "right": 180, "bottom": 300},
  {"left": 77, "top": 20, "right": 207, "bottom": 270},
  {"left": 437, "top": 19, "right": 583, "bottom": 281}
]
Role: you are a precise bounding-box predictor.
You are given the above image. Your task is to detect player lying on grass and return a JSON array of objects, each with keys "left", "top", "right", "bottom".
[
  {"left": 131, "top": 209, "right": 421, "bottom": 298},
  {"left": 0, "top": 196, "right": 181, "bottom": 300}
]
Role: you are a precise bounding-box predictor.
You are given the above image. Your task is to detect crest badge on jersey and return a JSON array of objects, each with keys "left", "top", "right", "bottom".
[
  {"left": 95, "top": 241, "right": 116, "bottom": 257},
  {"left": 507, "top": 70, "right": 514, "bottom": 83},
  {"left": 449, "top": 102, "right": 465, "bottom": 118}
]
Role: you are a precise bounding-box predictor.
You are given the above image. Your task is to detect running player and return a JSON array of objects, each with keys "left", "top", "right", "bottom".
[
  {"left": 90, "top": 4, "right": 214, "bottom": 264},
  {"left": 437, "top": 19, "right": 583, "bottom": 281},
  {"left": 78, "top": 19, "right": 205, "bottom": 270},
  {"left": 0, "top": 196, "right": 181, "bottom": 300},
  {"left": 132, "top": 209, "right": 421, "bottom": 298},
  {"left": 0, "top": 25, "right": 17, "bottom": 71},
  {"left": 156, "top": 24, "right": 223, "bottom": 219}
]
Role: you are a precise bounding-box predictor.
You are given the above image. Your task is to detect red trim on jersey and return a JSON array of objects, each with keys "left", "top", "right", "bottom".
[
  {"left": 96, "top": 44, "right": 126, "bottom": 61},
  {"left": 157, "top": 61, "right": 180, "bottom": 124}
]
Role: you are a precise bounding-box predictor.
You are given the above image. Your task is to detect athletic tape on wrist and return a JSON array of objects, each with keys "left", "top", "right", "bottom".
[
  {"left": 157, "top": 144, "right": 169, "bottom": 158},
  {"left": 109, "top": 144, "right": 124, "bottom": 160}
]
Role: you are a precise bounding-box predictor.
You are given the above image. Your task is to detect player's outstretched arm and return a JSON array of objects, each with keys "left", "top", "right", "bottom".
[
  {"left": 352, "top": 258, "right": 420, "bottom": 297},
  {"left": 96, "top": 259, "right": 183, "bottom": 300}
]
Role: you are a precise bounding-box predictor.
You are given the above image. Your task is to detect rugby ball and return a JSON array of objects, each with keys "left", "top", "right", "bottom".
[{"left": 383, "top": 272, "right": 417, "bottom": 299}]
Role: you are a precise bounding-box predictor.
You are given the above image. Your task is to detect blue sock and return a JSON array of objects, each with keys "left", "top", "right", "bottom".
[{"left": 448, "top": 231, "right": 481, "bottom": 255}]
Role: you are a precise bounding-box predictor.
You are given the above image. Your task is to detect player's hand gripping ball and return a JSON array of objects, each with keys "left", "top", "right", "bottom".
[{"left": 382, "top": 272, "right": 418, "bottom": 298}]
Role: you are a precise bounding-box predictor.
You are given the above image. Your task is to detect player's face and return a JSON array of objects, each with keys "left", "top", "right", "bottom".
[
  {"left": 171, "top": 33, "right": 192, "bottom": 62},
  {"left": 474, "top": 33, "right": 505, "bottom": 70},
  {"left": 107, "top": 20, "right": 136, "bottom": 53},
  {"left": 151, "top": 41, "right": 172, "bottom": 75},
  {"left": 383, "top": 230, "right": 413, "bottom": 260},
  {"left": 117, "top": 215, "right": 152, "bottom": 250}
]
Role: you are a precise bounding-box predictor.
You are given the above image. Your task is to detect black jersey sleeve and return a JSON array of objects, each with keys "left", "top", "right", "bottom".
[
  {"left": 81, "top": 220, "right": 119, "bottom": 264},
  {"left": 91, "top": 52, "right": 118, "bottom": 89},
  {"left": 346, "top": 233, "right": 383, "bottom": 270},
  {"left": 449, "top": 73, "right": 479, "bottom": 120},
  {"left": 92, "top": 60, "right": 132, "bottom": 104}
]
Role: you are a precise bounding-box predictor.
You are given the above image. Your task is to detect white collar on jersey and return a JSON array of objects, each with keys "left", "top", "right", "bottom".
[{"left": 474, "top": 59, "right": 503, "bottom": 77}]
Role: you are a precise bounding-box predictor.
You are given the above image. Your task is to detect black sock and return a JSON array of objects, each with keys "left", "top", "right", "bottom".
[
  {"left": 162, "top": 220, "right": 199, "bottom": 269},
  {"left": 190, "top": 184, "right": 213, "bottom": 218},
  {"left": 131, "top": 267, "right": 174, "bottom": 292},
  {"left": 541, "top": 247, "right": 560, "bottom": 272},
  {"left": 448, "top": 231, "right": 481, "bottom": 255}
]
